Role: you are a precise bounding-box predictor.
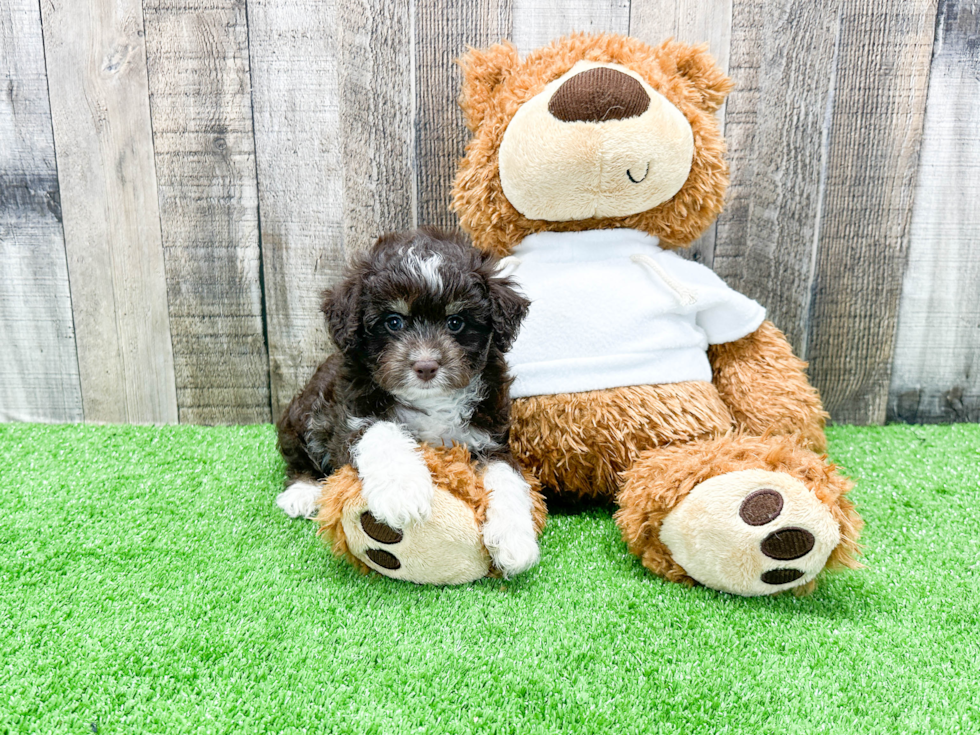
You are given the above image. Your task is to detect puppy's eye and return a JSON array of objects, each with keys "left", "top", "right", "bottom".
[
  {"left": 446, "top": 315, "right": 465, "bottom": 333},
  {"left": 384, "top": 314, "right": 405, "bottom": 332}
]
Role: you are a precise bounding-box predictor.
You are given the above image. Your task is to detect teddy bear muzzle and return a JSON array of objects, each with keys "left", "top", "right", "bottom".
[{"left": 498, "top": 60, "right": 695, "bottom": 222}]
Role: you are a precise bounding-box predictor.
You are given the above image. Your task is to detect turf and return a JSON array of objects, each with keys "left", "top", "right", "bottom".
[{"left": 0, "top": 423, "right": 978, "bottom": 734}]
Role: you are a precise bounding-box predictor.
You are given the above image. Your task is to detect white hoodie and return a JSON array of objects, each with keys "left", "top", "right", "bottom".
[{"left": 503, "top": 228, "right": 766, "bottom": 399}]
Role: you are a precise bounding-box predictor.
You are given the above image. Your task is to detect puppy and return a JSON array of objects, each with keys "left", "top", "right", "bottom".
[{"left": 275, "top": 227, "right": 539, "bottom": 575}]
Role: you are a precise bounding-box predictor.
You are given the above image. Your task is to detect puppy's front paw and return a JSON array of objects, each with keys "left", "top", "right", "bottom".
[
  {"left": 483, "top": 516, "right": 540, "bottom": 578},
  {"left": 361, "top": 465, "right": 434, "bottom": 529},
  {"left": 276, "top": 479, "right": 322, "bottom": 519},
  {"left": 352, "top": 420, "right": 435, "bottom": 530},
  {"left": 480, "top": 461, "right": 540, "bottom": 577}
]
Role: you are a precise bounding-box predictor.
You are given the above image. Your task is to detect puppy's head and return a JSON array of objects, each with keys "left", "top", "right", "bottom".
[{"left": 322, "top": 227, "right": 529, "bottom": 400}]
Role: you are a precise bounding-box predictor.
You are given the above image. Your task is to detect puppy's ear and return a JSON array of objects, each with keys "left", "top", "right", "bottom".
[
  {"left": 321, "top": 277, "right": 363, "bottom": 353},
  {"left": 487, "top": 275, "right": 530, "bottom": 352}
]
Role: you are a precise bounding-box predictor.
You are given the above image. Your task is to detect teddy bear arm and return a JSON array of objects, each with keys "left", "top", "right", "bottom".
[{"left": 707, "top": 320, "right": 828, "bottom": 452}]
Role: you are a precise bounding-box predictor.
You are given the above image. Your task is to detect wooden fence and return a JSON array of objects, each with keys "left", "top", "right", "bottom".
[{"left": 1, "top": 0, "right": 977, "bottom": 426}]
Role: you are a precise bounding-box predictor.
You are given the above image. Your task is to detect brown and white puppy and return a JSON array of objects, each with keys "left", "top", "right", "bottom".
[{"left": 275, "top": 227, "right": 538, "bottom": 575}]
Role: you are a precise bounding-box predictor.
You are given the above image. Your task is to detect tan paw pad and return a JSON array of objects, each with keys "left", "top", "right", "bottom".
[
  {"left": 340, "top": 488, "right": 491, "bottom": 585},
  {"left": 659, "top": 469, "right": 841, "bottom": 596}
]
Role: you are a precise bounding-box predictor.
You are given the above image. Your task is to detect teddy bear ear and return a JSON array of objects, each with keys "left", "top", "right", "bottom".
[
  {"left": 457, "top": 41, "right": 521, "bottom": 132},
  {"left": 661, "top": 40, "right": 733, "bottom": 114}
]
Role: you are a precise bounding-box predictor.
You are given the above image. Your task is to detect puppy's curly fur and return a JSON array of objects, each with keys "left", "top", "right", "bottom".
[{"left": 276, "top": 227, "right": 530, "bottom": 484}]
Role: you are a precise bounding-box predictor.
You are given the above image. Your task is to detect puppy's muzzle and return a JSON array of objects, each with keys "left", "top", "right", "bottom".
[{"left": 412, "top": 360, "right": 440, "bottom": 383}]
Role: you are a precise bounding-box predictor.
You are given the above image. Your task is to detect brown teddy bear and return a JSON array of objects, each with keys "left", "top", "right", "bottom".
[{"left": 446, "top": 33, "right": 863, "bottom": 596}]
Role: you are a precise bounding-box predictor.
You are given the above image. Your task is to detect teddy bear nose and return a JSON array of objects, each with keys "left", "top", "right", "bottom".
[
  {"left": 413, "top": 360, "right": 440, "bottom": 382},
  {"left": 548, "top": 67, "right": 651, "bottom": 123}
]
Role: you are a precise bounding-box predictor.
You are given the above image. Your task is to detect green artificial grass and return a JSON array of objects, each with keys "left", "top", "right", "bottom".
[{"left": 1, "top": 423, "right": 978, "bottom": 734}]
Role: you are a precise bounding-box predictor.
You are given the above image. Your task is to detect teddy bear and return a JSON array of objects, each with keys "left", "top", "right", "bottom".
[{"left": 443, "top": 32, "right": 863, "bottom": 596}]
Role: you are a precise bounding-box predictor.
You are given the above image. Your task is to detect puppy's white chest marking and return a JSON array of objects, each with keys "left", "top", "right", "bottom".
[{"left": 394, "top": 380, "right": 496, "bottom": 453}]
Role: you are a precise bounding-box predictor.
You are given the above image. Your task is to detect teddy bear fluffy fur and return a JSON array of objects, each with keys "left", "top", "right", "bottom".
[{"left": 447, "top": 33, "right": 862, "bottom": 594}]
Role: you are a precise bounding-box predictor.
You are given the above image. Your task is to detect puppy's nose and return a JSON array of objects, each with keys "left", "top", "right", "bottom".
[
  {"left": 412, "top": 360, "right": 440, "bottom": 382},
  {"left": 548, "top": 67, "right": 650, "bottom": 123}
]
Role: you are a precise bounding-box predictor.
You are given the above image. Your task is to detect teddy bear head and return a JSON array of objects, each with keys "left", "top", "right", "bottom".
[{"left": 451, "top": 33, "right": 733, "bottom": 256}]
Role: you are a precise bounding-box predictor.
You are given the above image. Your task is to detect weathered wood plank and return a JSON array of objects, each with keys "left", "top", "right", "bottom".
[
  {"left": 806, "top": 0, "right": 938, "bottom": 424},
  {"left": 40, "top": 0, "right": 178, "bottom": 423},
  {"left": 511, "top": 0, "right": 630, "bottom": 55},
  {"left": 415, "top": 0, "right": 513, "bottom": 230},
  {"left": 338, "top": 0, "right": 415, "bottom": 245},
  {"left": 712, "top": 0, "right": 841, "bottom": 355},
  {"left": 888, "top": 0, "right": 980, "bottom": 423},
  {"left": 143, "top": 0, "right": 270, "bottom": 424},
  {"left": 630, "top": 0, "right": 732, "bottom": 266},
  {"left": 252, "top": 0, "right": 418, "bottom": 419},
  {"left": 0, "top": 0, "right": 82, "bottom": 422},
  {"left": 247, "top": 0, "right": 345, "bottom": 419},
  {"left": 631, "top": 0, "right": 732, "bottom": 69}
]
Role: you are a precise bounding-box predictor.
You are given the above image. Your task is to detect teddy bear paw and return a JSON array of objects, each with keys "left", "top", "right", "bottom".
[
  {"left": 339, "top": 488, "right": 491, "bottom": 585},
  {"left": 659, "top": 469, "right": 841, "bottom": 596}
]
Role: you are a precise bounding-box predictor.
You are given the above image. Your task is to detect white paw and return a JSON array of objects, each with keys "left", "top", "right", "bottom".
[
  {"left": 483, "top": 516, "right": 540, "bottom": 578},
  {"left": 480, "top": 461, "right": 539, "bottom": 578},
  {"left": 276, "top": 479, "right": 322, "bottom": 519},
  {"left": 352, "top": 421, "right": 434, "bottom": 529},
  {"left": 361, "top": 464, "right": 434, "bottom": 529}
]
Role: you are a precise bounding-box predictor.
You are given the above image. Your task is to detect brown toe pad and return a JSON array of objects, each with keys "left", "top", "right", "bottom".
[
  {"left": 739, "top": 489, "right": 784, "bottom": 526},
  {"left": 761, "top": 527, "right": 815, "bottom": 560},
  {"left": 360, "top": 512, "right": 403, "bottom": 544},
  {"left": 761, "top": 568, "right": 804, "bottom": 585},
  {"left": 365, "top": 548, "right": 401, "bottom": 570}
]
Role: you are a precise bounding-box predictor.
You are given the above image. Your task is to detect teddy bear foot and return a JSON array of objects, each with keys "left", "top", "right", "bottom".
[
  {"left": 314, "top": 445, "right": 547, "bottom": 584},
  {"left": 338, "top": 487, "right": 492, "bottom": 585},
  {"left": 659, "top": 469, "right": 841, "bottom": 596}
]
